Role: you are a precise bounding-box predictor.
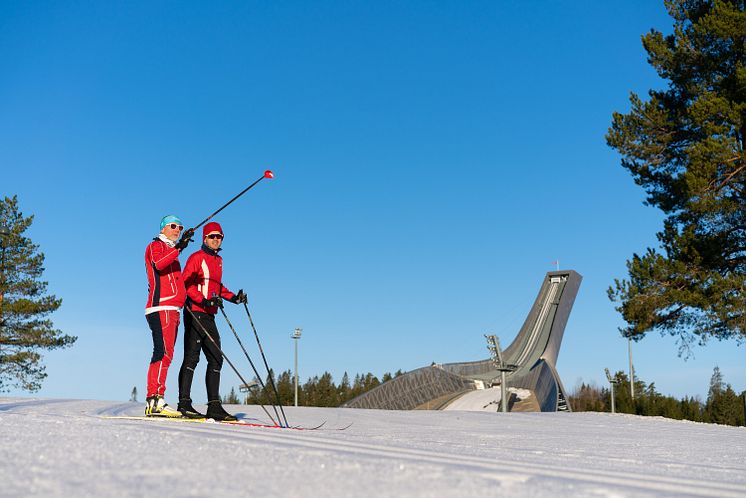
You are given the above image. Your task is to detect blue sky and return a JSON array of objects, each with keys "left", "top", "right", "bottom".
[{"left": 2, "top": 1, "right": 743, "bottom": 404}]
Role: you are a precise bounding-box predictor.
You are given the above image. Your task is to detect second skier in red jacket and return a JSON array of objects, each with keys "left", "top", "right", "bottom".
[{"left": 177, "top": 221, "right": 247, "bottom": 421}]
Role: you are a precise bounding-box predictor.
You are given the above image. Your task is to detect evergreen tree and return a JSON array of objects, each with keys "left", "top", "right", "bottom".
[
  {"left": 351, "top": 373, "right": 363, "bottom": 399},
  {"left": 337, "top": 372, "right": 351, "bottom": 404},
  {"left": 361, "top": 373, "right": 381, "bottom": 392},
  {"left": 606, "top": 0, "right": 746, "bottom": 352},
  {"left": 704, "top": 366, "right": 743, "bottom": 425},
  {"left": 680, "top": 395, "right": 705, "bottom": 422},
  {"left": 224, "top": 386, "right": 240, "bottom": 404},
  {"left": 276, "top": 370, "right": 294, "bottom": 406},
  {"left": 707, "top": 365, "right": 724, "bottom": 400},
  {"left": 315, "top": 372, "right": 338, "bottom": 407},
  {"left": 303, "top": 375, "right": 320, "bottom": 406},
  {"left": 0, "top": 196, "right": 77, "bottom": 392}
]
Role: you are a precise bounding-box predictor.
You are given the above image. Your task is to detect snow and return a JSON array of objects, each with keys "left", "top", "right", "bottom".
[
  {"left": 443, "top": 387, "right": 532, "bottom": 411},
  {"left": 2, "top": 397, "right": 746, "bottom": 497}
]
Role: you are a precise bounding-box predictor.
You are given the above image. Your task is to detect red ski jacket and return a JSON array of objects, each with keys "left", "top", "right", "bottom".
[
  {"left": 183, "top": 245, "right": 236, "bottom": 315},
  {"left": 145, "top": 236, "right": 186, "bottom": 314}
]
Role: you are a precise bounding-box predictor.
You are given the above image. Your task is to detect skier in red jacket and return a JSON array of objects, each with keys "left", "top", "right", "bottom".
[
  {"left": 177, "top": 221, "right": 247, "bottom": 421},
  {"left": 144, "top": 214, "right": 194, "bottom": 416}
]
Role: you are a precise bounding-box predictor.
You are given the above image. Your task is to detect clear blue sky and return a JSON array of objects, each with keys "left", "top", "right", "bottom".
[{"left": 2, "top": 1, "right": 743, "bottom": 403}]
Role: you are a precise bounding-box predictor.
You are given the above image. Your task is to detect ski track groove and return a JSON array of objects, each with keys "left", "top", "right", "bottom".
[{"left": 100, "top": 415, "right": 746, "bottom": 498}]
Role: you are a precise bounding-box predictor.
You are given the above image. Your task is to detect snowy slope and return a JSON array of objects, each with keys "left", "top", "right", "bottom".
[{"left": 1, "top": 397, "right": 745, "bottom": 497}]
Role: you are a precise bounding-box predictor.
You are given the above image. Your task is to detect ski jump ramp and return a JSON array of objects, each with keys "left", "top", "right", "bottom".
[{"left": 343, "top": 270, "right": 582, "bottom": 412}]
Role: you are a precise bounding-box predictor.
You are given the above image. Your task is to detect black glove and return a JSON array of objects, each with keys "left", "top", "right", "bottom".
[
  {"left": 229, "top": 289, "right": 248, "bottom": 304},
  {"left": 175, "top": 228, "right": 195, "bottom": 252},
  {"left": 204, "top": 296, "right": 224, "bottom": 308}
]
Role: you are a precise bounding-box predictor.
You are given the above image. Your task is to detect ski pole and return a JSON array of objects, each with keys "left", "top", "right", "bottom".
[
  {"left": 217, "top": 304, "right": 286, "bottom": 427},
  {"left": 242, "top": 302, "right": 289, "bottom": 427},
  {"left": 192, "top": 170, "right": 274, "bottom": 232},
  {"left": 183, "top": 305, "right": 279, "bottom": 427}
]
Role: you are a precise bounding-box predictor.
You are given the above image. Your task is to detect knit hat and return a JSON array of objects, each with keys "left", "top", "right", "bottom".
[
  {"left": 203, "top": 221, "right": 224, "bottom": 238},
  {"left": 160, "top": 214, "right": 183, "bottom": 231}
]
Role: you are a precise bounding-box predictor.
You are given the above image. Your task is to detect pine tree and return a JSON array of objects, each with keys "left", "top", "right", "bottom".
[
  {"left": 337, "top": 372, "right": 351, "bottom": 404},
  {"left": 0, "top": 196, "right": 77, "bottom": 392},
  {"left": 224, "top": 386, "right": 240, "bottom": 405},
  {"left": 606, "top": 0, "right": 746, "bottom": 352},
  {"left": 708, "top": 365, "right": 725, "bottom": 400},
  {"left": 317, "top": 372, "right": 338, "bottom": 407},
  {"left": 276, "top": 370, "right": 294, "bottom": 406},
  {"left": 302, "top": 375, "right": 319, "bottom": 406},
  {"left": 705, "top": 366, "right": 743, "bottom": 425}
]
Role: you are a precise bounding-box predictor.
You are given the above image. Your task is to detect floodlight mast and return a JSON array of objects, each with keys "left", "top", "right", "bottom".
[
  {"left": 292, "top": 328, "right": 302, "bottom": 407},
  {"left": 486, "top": 334, "right": 518, "bottom": 413},
  {"left": 605, "top": 368, "right": 618, "bottom": 414}
]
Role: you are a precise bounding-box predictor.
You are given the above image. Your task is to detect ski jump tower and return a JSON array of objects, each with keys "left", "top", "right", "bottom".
[{"left": 343, "top": 270, "right": 582, "bottom": 412}]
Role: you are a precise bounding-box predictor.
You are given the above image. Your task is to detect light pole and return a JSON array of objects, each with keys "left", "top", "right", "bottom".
[
  {"left": 605, "top": 368, "right": 618, "bottom": 414},
  {"left": 292, "top": 328, "right": 302, "bottom": 407},
  {"left": 485, "top": 334, "right": 517, "bottom": 413}
]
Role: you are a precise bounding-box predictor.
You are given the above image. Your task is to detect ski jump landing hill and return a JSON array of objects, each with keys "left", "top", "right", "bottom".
[{"left": 344, "top": 270, "right": 582, "bottom": 412}]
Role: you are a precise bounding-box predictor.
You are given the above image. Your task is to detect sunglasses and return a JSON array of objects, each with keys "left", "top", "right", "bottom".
[
  {"left": 168, "top": 223, "right": 184, "bottom": 231},
  {"left": 207, "top": 234, "right": 224, "bottom": 240}
]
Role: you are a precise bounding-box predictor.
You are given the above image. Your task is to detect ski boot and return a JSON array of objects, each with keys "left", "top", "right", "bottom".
[
  {"left": 146, "top": 395, "right": 180, "bottom": 417},
  {"left": 206, "top": 400, "right": 237, "bottom": 422},
  {"left": 177, "top": 400, "right": 206, "bottom": 419}
]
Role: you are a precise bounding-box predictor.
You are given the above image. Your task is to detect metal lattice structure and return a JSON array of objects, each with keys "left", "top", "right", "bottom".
[{"left": 343, "top": 270, "right": 582, "bottom": 412}]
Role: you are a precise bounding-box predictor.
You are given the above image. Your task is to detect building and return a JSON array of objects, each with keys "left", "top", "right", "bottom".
[{"left": 343, "top": 270, "right": 582, "bottom": 412}]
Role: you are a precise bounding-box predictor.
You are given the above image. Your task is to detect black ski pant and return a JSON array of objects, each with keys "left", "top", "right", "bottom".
[{"left": 178, "top": 310, "right": 223, "bottom": 404}]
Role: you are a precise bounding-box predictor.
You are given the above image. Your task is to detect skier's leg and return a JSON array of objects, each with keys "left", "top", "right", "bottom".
[
  {"left": 201, "top": 315, "right": 224, "bottom": 403},
  {"left": 145, "top": 310, "right": 179, "bottom": 416},
  {"left": 145, "top": 312, "right": 164, "bottom": 399},
  {"left": 156, "top": 309, "right": 178, "bottom": 396},
  {"left": 201, "top": 316, "right": 235, "bottom": 421},
  {"left": 178, "top": 309, "right": 203, "bottom": 404}
]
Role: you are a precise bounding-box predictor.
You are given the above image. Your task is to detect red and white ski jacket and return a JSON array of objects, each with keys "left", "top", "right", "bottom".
[
  {"left": 183, "top": 244, "right": 236, "bottom": 315},
  {"left": 144, "top": 235, "right": 187, "bottom": 314}
]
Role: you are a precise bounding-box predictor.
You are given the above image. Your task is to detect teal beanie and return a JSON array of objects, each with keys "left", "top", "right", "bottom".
[{"left": 160, "top": 214, "right": 183, "bottom": 231}]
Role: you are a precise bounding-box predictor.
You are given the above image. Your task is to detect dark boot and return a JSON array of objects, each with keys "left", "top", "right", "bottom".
[
  {"left": 206, "top": 400, "right": 237, "bottom": 422},
  {"left": 177, "top": 400, "right": 206, "bottom": 419}
]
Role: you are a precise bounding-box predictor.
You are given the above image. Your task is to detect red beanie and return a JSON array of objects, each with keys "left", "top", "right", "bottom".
[{"left": 203, "top": 222, "right": 224, "bottom": 238}]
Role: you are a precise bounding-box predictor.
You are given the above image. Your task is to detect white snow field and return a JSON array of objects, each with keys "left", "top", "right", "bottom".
[{"left": 2, "top": 397, "right": 745, "bottom": 497}]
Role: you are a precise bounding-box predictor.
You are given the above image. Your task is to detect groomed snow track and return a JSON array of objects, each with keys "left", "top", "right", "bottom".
[{"left": 3, "top": 397, "right": 746, "bottom": 497}]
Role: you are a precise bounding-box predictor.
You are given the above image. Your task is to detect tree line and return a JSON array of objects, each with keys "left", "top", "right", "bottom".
[
  {"left": 224, "top": 365, "right": 745, "bottom": 427},
  {"left": 223, "top": 369, "right": 405, "bottom": 407},
  {"left": 568, "top": 366, "right": 745, "bottom": 427}
]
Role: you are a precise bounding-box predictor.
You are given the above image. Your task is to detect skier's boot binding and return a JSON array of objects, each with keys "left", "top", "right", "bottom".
[
  {"left": 206, "top": 400, "right": 237, "bottom": 422},
  {"left": 145, "top": 395, "right": 180, "bottom": 417},
  {"left": 177, "top": 400, "right": 205, "bottom": 419}
]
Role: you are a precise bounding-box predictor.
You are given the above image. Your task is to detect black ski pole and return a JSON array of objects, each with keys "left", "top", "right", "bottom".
[
  {"left": 217, "top": 305, "right": 286, "bottom": 427},
  {"left": 242, "top": 302, "right": 290, "bottom": 427},
  {"left": 192, "top": 170, "right": 274, "bottom": 232},
  {"left": 183, "top": 305, "right": 279, "bottom": 427}
]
